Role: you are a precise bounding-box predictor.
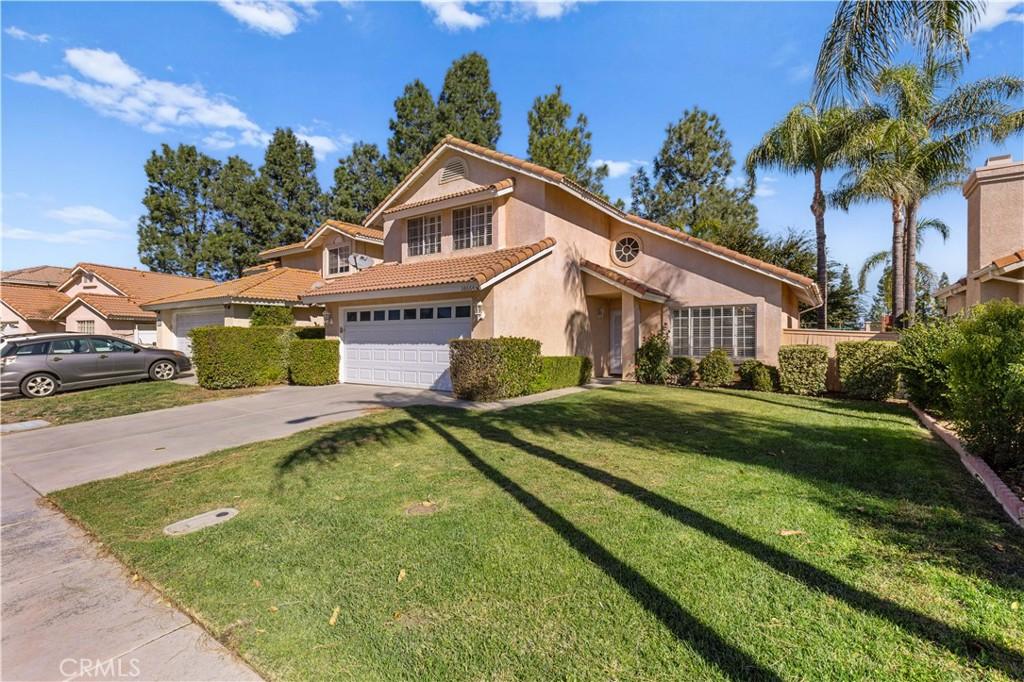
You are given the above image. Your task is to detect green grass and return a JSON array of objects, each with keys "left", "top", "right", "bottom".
[
  {"left": 51, "top": 386, "right": 1024, "bottom": 681},
  {"left": 1, "top": 380, "right": 264, "bottom": 425}
]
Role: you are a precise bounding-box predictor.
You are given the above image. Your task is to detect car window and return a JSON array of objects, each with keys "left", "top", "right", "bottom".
[
  {"left": 50, "top": 338, "right": 93, "bottom": 354},
  {"left": 90, "top": 338, "right": 135, "bottom": 353},
  {"left": 14, "top": 342, "right": 50, "bottom": 356}
]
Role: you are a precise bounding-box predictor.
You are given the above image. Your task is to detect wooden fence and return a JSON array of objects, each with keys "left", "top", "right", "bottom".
[{"left": 781, "top": 329, "right": 901, "bottom": 392}]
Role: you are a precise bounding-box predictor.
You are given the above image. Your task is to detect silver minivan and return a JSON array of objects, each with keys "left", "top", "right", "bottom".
[{"left": 0, "top": 334, "right": 191, "bottom": 398}]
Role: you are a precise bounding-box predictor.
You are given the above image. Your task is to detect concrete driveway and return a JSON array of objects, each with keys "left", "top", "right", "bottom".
[{"left": 1, "top": 383, "right": 467, "bottom": 681}]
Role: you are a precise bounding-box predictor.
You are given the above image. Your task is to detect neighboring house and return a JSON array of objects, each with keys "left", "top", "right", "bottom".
[
  {"left": 54, "top": 263, "right": 213, "bottom": 345},
  {"left": 936, "top": 155, "right": 1024, "bottom": 314},
  {"left": 0, "top": 265, "right": 72, "bottom": 287},
  {"left": 301, "top": 136, "right": 821, "bottom": 390},
  {"left": 0, "top": 284, "right": 70, "bottom": 335},
  {"left": 143, "top": 219, "right": 384, "bottom": 353}
]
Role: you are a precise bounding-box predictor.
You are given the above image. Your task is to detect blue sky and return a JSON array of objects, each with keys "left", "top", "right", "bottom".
[{"left": 3, "top": 1, "right": 1023, "bottom": 299}]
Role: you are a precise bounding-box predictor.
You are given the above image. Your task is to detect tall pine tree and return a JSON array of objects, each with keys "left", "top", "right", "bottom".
[
  {"left": 629, "top": 166, "right": 654, "bottom": 218},
  {"left": 329, "top": 142, "right": 390, "bottom": 224},
  {"left": 260, "top": 128, "right": 323, "bottom": 244},
  {"left": 435, "top": 52, "right": 501, "bottom": 148},
  {"left": 137, "top": 143, "right": 220, "bottom": 278},
  {"left": 526, "top": 85, "right": 608, "bottom": 195},
  {"left": 205, "top": 156, "right": 275, "bottom": 280},
  {"left": 386, "top": 79, "right": 439, "bottom": 184}
]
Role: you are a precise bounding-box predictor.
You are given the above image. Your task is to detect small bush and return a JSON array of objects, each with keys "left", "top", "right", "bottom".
[
  {"left": 898, "top": 317, "right": 963, "bottom": 414},
  {"left": 634, "top": 329, "right": 670, "bottom": 384},
  {"left": 668, "top": 356, "right": 696, "bottom": 386},
  {"left": 250, "top": 305, "right": 295, "bottom": 327},
  {"left": 698, "top": 349, "right": 734, "bottom": 387},
  {"left": 191, "top": 326, "right": 292, "bottom": 389},
  {"left": 528, "top": 356, "right": 592, "bottom": 393},
  {"left": 288, "top": 339, "right": 339, "bottom": 385},
  {"left": 450, "top": 337, "right": 541, "bottom": 401},
  {"left": 946, "top": 300, "right": 1024, "bottom": 469},
  {"left": 836, "top": 341, "right": 901, "bottom": 400},
  {"left": 738, "top": 359, "right": 775, "bottom": 392},
  {"left": 778, "top": 345, "right": 828, "bottom": 395}
]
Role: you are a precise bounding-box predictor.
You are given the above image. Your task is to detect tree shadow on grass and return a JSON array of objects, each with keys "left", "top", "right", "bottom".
[
  {"left": 412, "top": 409, "right": 783, "bottom": 682},
  {"left": 458, "top": 414, "right": 1024, "bottom": 680},
  {"left": 274, "top": 418, "right": 422, "bottom": 477}
]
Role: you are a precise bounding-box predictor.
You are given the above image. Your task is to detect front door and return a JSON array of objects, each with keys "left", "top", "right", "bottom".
[{"left": 610, "top": 310, "right": 622, "bottom": 375}]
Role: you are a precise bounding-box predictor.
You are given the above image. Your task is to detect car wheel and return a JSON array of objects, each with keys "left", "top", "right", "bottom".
[
  {"left": 21, "top": 373, "right": 58, "bottom": 398},
  {"left": 150, "top": 360, "right": 177, "bottom": 381}
]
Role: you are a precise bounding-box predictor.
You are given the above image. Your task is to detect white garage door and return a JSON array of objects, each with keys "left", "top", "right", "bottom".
[
  {"left": 343, "top": 302, "right": 473, "bottom": 391},
  {"left": 173, "top": 309, "right": 224, "bottom": 355}
]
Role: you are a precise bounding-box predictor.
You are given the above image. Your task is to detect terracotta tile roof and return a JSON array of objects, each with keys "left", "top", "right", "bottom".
[
  {"left": 144, "top": 268, "right": 325, "bottom": 307},
  {"left": 365, "top": 136, "right": 819, "bottom": 301},
  {"left": 305, "top": 238, "right": 556, "bottom": 298},
  {"left": 383, "top": 178, "right": 515, "bottom": 215},
  {"left": 1, "top": 265, "right": 73, "bottom": 287},
  {"left": 257, "top": 241, "right": 307, "bottom": 259},
  {"left": 1, "top": 283, "right": 71, "bottom": 320},
  {"left": 579, "top": 259, "right": 670, "bottom": 300},
  {"left": 68, "top": 294, "right": 156, "bottom": 321},
  {"left": 992, "top": 249, "right": 1024, "bottom": 268},
  {"left": 68, "top": 263, "right": 213, "bottom": 303},
  {"left": 314, "top": 220, "right": 385, "bottom": 243}
]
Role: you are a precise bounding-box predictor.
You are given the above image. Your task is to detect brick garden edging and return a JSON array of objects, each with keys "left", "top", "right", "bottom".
[{"left": 909, "top": 403, "right": 1023, "bottom": 528}]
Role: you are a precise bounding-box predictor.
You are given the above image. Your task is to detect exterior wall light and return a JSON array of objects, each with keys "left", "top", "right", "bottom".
[{"left": 475, "top": 301, "right": 486, "bottom": 321}]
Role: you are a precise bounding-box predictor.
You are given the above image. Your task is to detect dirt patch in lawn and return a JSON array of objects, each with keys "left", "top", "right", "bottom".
[{"left": 403, "top": 500, "right": 439, "bottom": 516}]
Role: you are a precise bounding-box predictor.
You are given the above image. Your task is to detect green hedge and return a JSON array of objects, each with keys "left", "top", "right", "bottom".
[
  {"left": 698, "top": 349, "right": 734, "bottom": 387},
  {"left": 836, "top": 341, "right": 901, "bottom": 400},
  {"left": 739, "top": 359, "right": 776, "bottom": 392},
  {"left": 450, "top": 337, "right": 541, "bottom": 401},
  {"left": 250, "top": 305, "right": 295, "bottom": 327},
  {"left": 191, "top": 326, "right": 293, "bottom": 389},
  {"left": 898, "top": 318, "right": 963, "bottom": 414},
  {"left": 288, "top": 339, "right": 339, "bottom": 386},
  {"left": 778, "top": 345, "right": 828, "bottom": 395},
  {"left": 946, "top": 300, "right": 1024, "bottom": 469},
  {"left": 294, "top": 326, "right": 326, "bottom": 340},
  {"left": 528, "top": 356, "right": 592, "bottom": 393}
]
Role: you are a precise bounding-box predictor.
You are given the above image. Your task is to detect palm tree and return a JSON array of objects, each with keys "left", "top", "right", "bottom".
[
  {"left": 814, "top": 0, "right": 984, "bottom": 103},
  {"left": 745, "top": 104, "right": 880, "bottom": 327},
  {"left": 859, "top": 218, "right": 949, "bottom": 325}
]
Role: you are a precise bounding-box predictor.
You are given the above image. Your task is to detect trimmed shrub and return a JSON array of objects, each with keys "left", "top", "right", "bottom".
[
  {"left": 528, "top": 356, "right": 593, "bottom": 393},
  {"left": 778, "top": 345, "right": 828, "bottom": 395},
  {"left": 946, "top": 300, "right": 1024, "bottom": 469},
  {"left": 288, "top": 339, "right": 339, "bottom": 386},
  {"left": 450, "top": 337, "right": 541, "bottom": 401},
  {"left": 191, "top": 326, "right": 292, "bottom": 389},
  {"left": 698, "top": 349, "right": 734, "bottom": 387},
  {"left": 836, "top": 341, "right": 901, "bottom": 400},
  {"left": 898, "top": 317, "right": 963, "bottom": 414},
  {"left": 668, "top": 356, "right": 696, "bottom": 386},
  {"left": 738, "top": 359, "right": 775, "bottom": 392},
  {"left": 294, "top": 326, "right": 326, "bottom": 340},
  {"left": 250, "top": 305, "right": 294, "bottom": 327},
  {"left": 634, "top": 328, "right": 670, "bottom": 384}
]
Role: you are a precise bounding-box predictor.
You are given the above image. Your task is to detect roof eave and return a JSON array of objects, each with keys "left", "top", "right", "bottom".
[{"left": 302, "top": 281, "right": 477, "bottom": 304}]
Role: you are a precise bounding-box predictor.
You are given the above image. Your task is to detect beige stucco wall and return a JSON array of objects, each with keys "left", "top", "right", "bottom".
[
  {"left": 278, "top": 236, "right": 384, "bottom": 274},
  {"left": 61, "top": 301, "right": 137, "bottom": 338},
  {"left": 965, "top": 157, "right": 1024, "bottom": 273},
  {"left": 63, "top": 272, "right": 121, "bottom": 297},
  {"left": 0, "top": 301, "right": 63, "bottom": 335}
]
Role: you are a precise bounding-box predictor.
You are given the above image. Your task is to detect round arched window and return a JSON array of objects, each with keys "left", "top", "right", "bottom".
[{"left": 614, "top": 236, "right": 641, "bottom": 265}]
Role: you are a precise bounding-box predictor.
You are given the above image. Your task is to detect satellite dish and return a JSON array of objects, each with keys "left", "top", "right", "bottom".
[{"left": 348, "top": 253, "right": 375, "bottom": 270}]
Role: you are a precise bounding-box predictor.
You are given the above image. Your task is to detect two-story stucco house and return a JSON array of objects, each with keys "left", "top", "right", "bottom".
[
  {"left": 935, "top": 155, "right": 1024, "bottom": 314},
  {"left": 300, "top": 136, "right": 821, "bottom": 391},
  {"left": 144, "top": 220, "right": 384, "bottom": 353}
]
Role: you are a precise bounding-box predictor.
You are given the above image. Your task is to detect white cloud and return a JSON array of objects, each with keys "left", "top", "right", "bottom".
[
  {"left": 1, "top": 226, "right": 124, "bottom": 244},
  {"left": 754, "top": 175, "right": 778, "bottom": 198},
  {"left": 45, "top": 205, "right": 126, "bottom": 227},
  {"left": 296, "top": 132, "right": 353, "bottom": 160},
  {"left": 422, "top": 1, "right": 488, "bottom": 30},
  {"left": 4, "top": 26, "right": 50, "bottom": 43},
  {"left": 421, "top": 0, "right": 579, "bottom": 31},
  {"left": 10, "top": 47, "right": 267, "bottom": 143},
  {"left": 972, "top": 1, "right": 1024, "bottom": 33},
  {"left": 218, "top": 0, "right": 321, "bottom": 36},
  {"left": 592, "top": 158, "right": 642, "bottom": 179},
  {"left": 203, "top": 131, "right": 238, "bottom": 150}
]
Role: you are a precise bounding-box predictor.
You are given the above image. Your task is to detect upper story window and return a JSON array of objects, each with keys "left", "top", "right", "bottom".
[
  {"left": 408, "top": 215, "right": 441, "bottom": 256},
  {"left": 613, "top": 236, "right": 641, "bottom": 265},
  {"left": 327, "top": 245, "right": 350, "bottom": 276},
  {"left": 77, "top": 320, "right": 95, "bottom": 334},
  {"left": 453, "top": 203, "right": 493, "bottom": 250}
]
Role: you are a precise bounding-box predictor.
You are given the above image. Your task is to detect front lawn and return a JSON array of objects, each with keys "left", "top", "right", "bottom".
[
  {"left": 1, "top": 380, "right": 264, "bottom": 426},
  {"left": 52, "top": 386, "right": 1024, "bottom": 680}
]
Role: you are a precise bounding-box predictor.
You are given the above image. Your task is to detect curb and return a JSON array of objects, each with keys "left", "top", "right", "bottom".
[{"left": 909, "top": 402, "right": 1023, "bottom": 528}]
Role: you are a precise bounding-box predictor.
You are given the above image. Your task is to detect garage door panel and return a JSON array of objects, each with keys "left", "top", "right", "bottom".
[{"left": 173, "top": 310, "right": 224, "bottom": 355}]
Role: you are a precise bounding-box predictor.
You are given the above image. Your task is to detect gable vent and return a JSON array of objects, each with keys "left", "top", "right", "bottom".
[{"left": 440, "top": 157, "right": 468, "bottom": 184}]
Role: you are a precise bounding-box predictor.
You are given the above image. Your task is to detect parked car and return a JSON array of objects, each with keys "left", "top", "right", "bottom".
[{"left": 0, "top": 333, "right": 191, "bottom": 398}]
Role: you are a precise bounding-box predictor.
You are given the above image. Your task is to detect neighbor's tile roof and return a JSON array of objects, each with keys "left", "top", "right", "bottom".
[
  {"left": 72, "top": 294, "right": 156, "bottom": 321},
  {"left": 317, "top": 220, "right": 385, "bottom": 242},
  {"left": 305, "top": 238, "right": 556, "bottom": 298},
  {"left": 367, "top": 136, "right": 818, "bottom": 298},
  {"left": 1, "top": 283, "right": 71, "bottom": 320},
  {"left": 992, "top": 249, "right": 1024, "bottom": 268},
  {"left": 1, "top": 265, "right": 73, "bottom": 287},
  {"left": 70, "top": 263, "right": 213, "bottom": 303},
  {"left": 145, "top": 268, "right": 325, "bottom": 307},
  {"left": 579, "top": 259, "right": 670, "bottom": 300},
  {"left": 383, "top": 178, "right": 514, "bottom": 215},
  {"left": 257, "top": 241, "right": 307, "bottom": 259}
]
